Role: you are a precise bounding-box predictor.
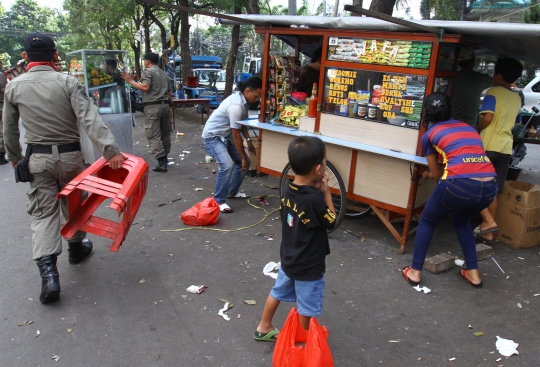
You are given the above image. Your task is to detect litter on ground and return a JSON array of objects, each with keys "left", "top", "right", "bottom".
[
  {"left": 496, "top": 336, "right": 519, "bottom": 357},
  {"left": 263, "top": 261, "right": 280, "bottom": 279}
]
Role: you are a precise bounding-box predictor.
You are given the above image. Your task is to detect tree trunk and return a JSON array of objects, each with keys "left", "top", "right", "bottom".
[
  {"left": 179, "top": 0, "right": 191, "bottom": 84},
  {"left": 148, "top": 11, "right": 168, "bottom": 50},
  {"left": 352, "top": 0, "right": 363, "bottom": 9},
  {"left": 368, "top": 0, "right": 396, "bottom": 16},
  {"left": 247, "top": 0, "right": 265, "bottom": 65},
  {"left": 225, "top": 6, "right": 241, "bottom": 98},
  {"left": 143, "top": 5, "right": 152, "bottom": 53}
]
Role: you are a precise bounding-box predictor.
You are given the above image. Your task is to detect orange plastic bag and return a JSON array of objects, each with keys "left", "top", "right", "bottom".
[
  {"left": 273, "top": 308, "right": 334, "bottom": 367},
  {"left": 180, "top": 197, "right": 219, "bottom": 226}
]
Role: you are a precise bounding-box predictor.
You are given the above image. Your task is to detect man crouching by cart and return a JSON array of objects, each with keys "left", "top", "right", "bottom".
[{"left": 3, "top": 33, "right": 125, "bottom": 304}]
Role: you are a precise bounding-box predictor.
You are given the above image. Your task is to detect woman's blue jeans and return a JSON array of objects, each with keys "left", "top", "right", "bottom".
[
  {"left": 412, "top": 178, "right": 498, "bottom": 271},
  {"left": 203, "top": 137, "right": 249, "bottom": 205}
]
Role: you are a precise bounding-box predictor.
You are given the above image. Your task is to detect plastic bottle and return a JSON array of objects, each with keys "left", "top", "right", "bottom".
[
  {"left": 530, "top": 125, "right": 536, "bottom": 139},
  {"left": 117, "top": 87, "right": 124, "bottom": 113},
  {"left": 308, "top": 83, "right": 318, "bottom": 118}
]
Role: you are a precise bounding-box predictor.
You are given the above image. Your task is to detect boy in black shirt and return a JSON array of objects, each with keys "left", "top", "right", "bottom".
[{"left": 254, "top": 136, "right": 336, "bottom": 341}]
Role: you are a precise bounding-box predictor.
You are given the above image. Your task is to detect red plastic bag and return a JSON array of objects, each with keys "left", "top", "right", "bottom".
[
  {"left": 180, "top": 197, "right": 219, "bottom": 226},
  {"left": 273, "top": 308, "right": 334, "bottom": 367}
]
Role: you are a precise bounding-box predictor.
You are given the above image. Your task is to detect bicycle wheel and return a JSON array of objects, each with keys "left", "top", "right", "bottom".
[
  {"left": 279, "top": 161, "right": 347, "bottom": 233},
  {"left": 345, "top": 200, "right": 373, "bottom": 217}
]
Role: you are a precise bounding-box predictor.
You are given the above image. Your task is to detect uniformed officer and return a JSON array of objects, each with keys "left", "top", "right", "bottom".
[
  {"left": 0, "top": 59, "right": 8, "bottom": 165},
  {"left": 121, "top": 52, "right": 172, "bottom": 172},
  {"left": 3, "top": 33, "right": 126, "bottom": 304}
]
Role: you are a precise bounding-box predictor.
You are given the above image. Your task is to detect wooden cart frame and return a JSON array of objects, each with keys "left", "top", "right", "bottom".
[{"left": 240, "top": 27, "right": 476, "bottom": 253}]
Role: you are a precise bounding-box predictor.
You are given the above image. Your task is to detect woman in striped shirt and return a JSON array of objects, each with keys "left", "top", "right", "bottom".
[{"left": 402, "top": 92, "right": 497, "bottom": 288}]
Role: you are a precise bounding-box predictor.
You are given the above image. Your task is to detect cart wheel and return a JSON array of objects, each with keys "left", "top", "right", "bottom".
[
  {"left": 279, "top": 161, "right": 346, "bottom": 233},
  {"left": 345, "top": 200, "right": 373, "bottom": 217}
]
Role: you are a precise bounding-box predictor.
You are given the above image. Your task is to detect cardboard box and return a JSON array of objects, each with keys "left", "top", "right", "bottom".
[
  {"left": 299, "top": 116, "right": 315, "bottom": 133},
  {"left": 495, "top": 181, "right": 540, "bottom": 249}
]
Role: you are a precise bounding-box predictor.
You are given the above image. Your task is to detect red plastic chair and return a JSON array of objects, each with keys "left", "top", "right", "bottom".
[{"left": 58, "top": 153, "right": 149, "bottom": 252}]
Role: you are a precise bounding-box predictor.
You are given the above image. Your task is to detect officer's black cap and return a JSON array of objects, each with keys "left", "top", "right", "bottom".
[
  {"left": 24, "top": 32, "right": 56, "bottom": 52},
  {"left": 144, "top": 52, "right": 159, "bottom": 64}
]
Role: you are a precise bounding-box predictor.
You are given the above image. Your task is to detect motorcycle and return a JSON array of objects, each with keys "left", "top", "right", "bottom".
[{"left": 510, "top": 105, "right": 539, "bottom": 168}]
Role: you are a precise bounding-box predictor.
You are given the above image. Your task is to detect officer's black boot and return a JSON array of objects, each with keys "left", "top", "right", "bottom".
[
  {"left": 36, "top": 255, "right": 60, "bottom": 304},
  {"left": 68, "top": 239, "right": 93, "bottom": 264},
  {"left": 152, "top": 156, "right": 168, "bottom": 172},
  {"left": 0, "top": 153, "right": 8, "bottom": 165}
]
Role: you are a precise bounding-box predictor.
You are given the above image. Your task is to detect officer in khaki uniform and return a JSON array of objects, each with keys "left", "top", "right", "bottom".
[
  {"left": 121, "top": 52, "right": 172, "bottom": 172},
  {"left": 0, "top": 59, "right": 8, "bottom": 165},
  {"left": 3, "top": 33, "right": 126, "bottom": 304}
]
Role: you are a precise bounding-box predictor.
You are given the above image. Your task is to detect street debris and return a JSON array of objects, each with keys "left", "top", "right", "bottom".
[
  {"left": 257, "top": 195, "right": 269, "bottom": 206},
  {"left": 496, "top": 358, "right": 502, "bottom": 362},
  {"left": 534, "top": 294, "right": 539, "bottom": 297},
  {"left": 167, "top": 162, "right": 174, "bottom": 165},
  {"left": 413, "top": 285, "right": 432, "bottom": 294},
  {"left": 263, "top": 261, "right": 280, "bottom": 279},
  {"left": 218, "top": 302, "right": 230, "bottom": 321},
  {"left": 455, "top": 259, "right": 465, "bottom": 267},
  {"left": 36, "top": 330, "right": 40, "bottom": 336},
  {"left": 244, "top": 300, "right": 257, "bottom": 305},
  {"left": 67, "top": 328, "right": 73, "bottom": 333},
  {"left": 194, "top": 188, "right": 203, "bottom": 191},
  {"left": 496, "top": 336, "right": 519, "bottom": 357},
  {"left": 388, "top": 340, "right": 401, "bottom": 343},
  {"left": 517, "top": 302, "right": 523, "bottom": 309},
  {"left": 237, "top": 314, "right": 241, "bottom": 319},
  {"left": 448, "top": 357, "right": 456, "bottom": 361},
  {"left": 468, "top": 324, "right": 473, "bottom": 329},
  {"left": 219, "top": 298, "right": 234, "bottom": 308},
  {"left": 157, "top": 198, "right": 182, "bottom": 207},
  {"left": 473, "top": 331, "right": 484, "bottom": 337},
  {"left": 186, "top": 285, "right": 206, "bottom": 294},
  {"left": 52, "top": 355, "right": 60, "bottom": 362},
  {"left": 18, "top": 320, "right": 34, "bottom": 326},
  {"left": 517, "top": 256, "right": 524, "bottom": 260},
  {"left": 492, "top": 257, "right": 506, "bottom": 275},
  {"left": 139, "top": 279, "right": 146, "bottom": 284},
  {"left": 182, "top": 150, "right": 191, "bottom": 154}
]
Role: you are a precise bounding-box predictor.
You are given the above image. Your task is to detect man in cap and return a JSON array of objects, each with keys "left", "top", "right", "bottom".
[
  {"left": 3, "top": 32, "right": 126, "bottom": 304},
  {"left": 452, "top": 46, "right": 492, "bottom": 126},
  {"left": 121, "top": 52, "right": 172, "bottom": 172},
  {"left": 0, "top": 58, "right": 8, "bottom": 165}
]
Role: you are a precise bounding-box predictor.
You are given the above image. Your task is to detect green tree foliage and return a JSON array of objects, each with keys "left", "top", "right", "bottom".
[
  {"left": 0, "top": 0, "right": 68, "bottom": 64},
  {"left": 64, "top": 0, "right": 136, "bottom": 51},
  {"left": 525, "top": 0, "right": 540, "bottom": 23}
]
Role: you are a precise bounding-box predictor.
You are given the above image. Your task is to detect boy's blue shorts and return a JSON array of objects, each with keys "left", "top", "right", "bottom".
[{"left": 270, "top": 267, "right": 325, "bottom": 317}]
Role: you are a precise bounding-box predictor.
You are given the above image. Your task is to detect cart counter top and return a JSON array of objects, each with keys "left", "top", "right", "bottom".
[{"left": 237, "top": 119, "right": 428, "bottom": 166}]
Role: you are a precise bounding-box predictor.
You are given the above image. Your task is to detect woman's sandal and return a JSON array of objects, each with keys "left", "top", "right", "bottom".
[
  {"left": 253, "top": 328, "right": 279, "bottom": 342},
  {"left": 460, "top": 269, "right": 483, "bottom": 288},
  {"left": 402, "top": 266, "right": 420, "bottom": 286}
]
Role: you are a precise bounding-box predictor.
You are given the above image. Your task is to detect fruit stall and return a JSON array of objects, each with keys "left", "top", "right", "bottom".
[
  {"left": 220, "top": 15, "right": 540, "bottom": 253},
  {"left": 66, "top": 49, "right": 134, "bottom": 163}
]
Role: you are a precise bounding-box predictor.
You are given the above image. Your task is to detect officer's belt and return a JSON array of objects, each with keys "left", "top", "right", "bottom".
[
  {"left": 142, "top": 100, "right": 171, "bottom": 107},
  {"left": 28, "top": 142, "right": 81, "bottom": 155}
]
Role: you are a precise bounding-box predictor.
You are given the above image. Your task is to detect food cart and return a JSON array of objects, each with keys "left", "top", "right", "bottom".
[
  {"left": 66, "top": 49, "right": 134, "bottom": 163},
  {"left": 219, "top": 15, "right": 540, "bottom": 253}
]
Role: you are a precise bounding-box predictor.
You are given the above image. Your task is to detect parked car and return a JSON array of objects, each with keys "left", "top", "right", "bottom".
[{"left": 521, "top": 75, "right": 540, "bottom": 112}]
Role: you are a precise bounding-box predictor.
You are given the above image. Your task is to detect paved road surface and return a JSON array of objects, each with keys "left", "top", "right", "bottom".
[{"left": 1, "top": 110, "right": 539, "bottom": 366}]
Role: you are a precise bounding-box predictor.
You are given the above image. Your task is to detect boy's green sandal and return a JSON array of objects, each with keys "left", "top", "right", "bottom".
[{"left": 253, "top": 329, "right": 279, "bottom": 342}]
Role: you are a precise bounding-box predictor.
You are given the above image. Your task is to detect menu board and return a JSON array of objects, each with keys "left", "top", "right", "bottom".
[
  {"left": 327, "top": 37, "right": 432, "bottom": 69},
  {"left": 323, "top": 67, "right": 426, "bottom": 129}
]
